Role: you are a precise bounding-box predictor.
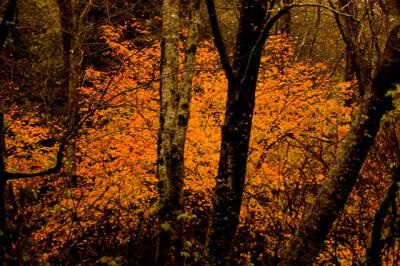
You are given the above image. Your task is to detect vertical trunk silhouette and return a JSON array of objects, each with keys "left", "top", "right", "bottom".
[
  {"left": 205, "top": 0, "right": 273, "bottom": 264},
  {"left": 0, "top": 1, "right": 16, "bottom": 260},
  {"left": 335, "top": 0, "right": 369, "bottom": 97},
  {"left": 56, "top": 0, "right": 83, "bottom": 185},
  {"left": 65, "top": 0, "right": 81, "bottom": 185},
  {"left": 0, "top": 112, "right": 10, "bottom": 263},
  {"left": 156, "top": 0, "right": 200, "bottom": 264},
  {"left": 0, "top": 0, "right": 17, "bottom": 48}
]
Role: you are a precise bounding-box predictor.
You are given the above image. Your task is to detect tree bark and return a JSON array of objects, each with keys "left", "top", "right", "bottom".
[
  {"left": 0, "top": 1, "right": 16, "bottom": 258},
  {"left": 279, "top": 24, "right": 400, "bottom": 266},
  {"left": 334, "top": 0, "right": 370, "bottom": 96},
  {"left": 65, "top": 0, "right": 81, "bottom": 186},
  {"left": 156, "top": 0, "right": 200, "bottom": 264},
  {"left": 0, "top": 111, "right": 10, "bottom": 263},
  {"left": 367, "top": 165, "right": 400, "bottom": 266},
  {"left": 56, "top": 0, "right": 83, "bottom": 185},
  {"left": 205, "top": 0, "right": 268, "bottom": 265},
  {"left": 367, "top": 121, "right": 400, "bottom": 266},
  {"left": 0, "top": 0, "right": 17, "bottom": 49}
]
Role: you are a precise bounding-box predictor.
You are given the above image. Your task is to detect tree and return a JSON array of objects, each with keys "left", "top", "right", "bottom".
[
  {"left": 0, "top": 0, "right": 17, "bottom": 261},
  {"left": 367, "top": 120, "right": 400, "bottom": 266},
  {"left": 0, "top": 0, "right": 17, "bottom": 48},
  {"left": 56, "top": 0, "right": 91, "bottom": 185},
  {"left": 279, "top": 8, "right": 400, "bottom": 265},
  {"left": 156, "top": 0, "right": 200, "bottom": 264},
  {"left": 206, "top": 1, "right": 397, "bottom": 265},
  {"left": 0, "top": 111, "right": 75, "bottom": 263},
  {"left": 205, "top": 0, "right": 280, "bottom": 264},
  {"left": 0, "top": 3, "right": 83, "bottom": 261}
]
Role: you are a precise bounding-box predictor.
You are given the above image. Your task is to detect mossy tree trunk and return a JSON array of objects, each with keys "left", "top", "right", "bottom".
[
  {"left": 279, "top": 23, "right": 400, "bottom": 266},
  {"left": 156, "top": 0, "right": 200, "bottom": 265}
]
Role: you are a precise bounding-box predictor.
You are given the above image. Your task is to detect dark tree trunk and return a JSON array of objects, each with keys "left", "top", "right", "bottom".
[
  {"left": 367, "top": 120, "right": 400, "bottom": 266},
  {"left": 65, "top": 0, "right": 81, "bottom": 186},
  {"left": 0, "top": 0, "right": 17, "bottom": 48},
  {"left": 56, "top": 0, "right": 73, "bottom": 77},
  {"left": 206, "top": 1, "right": 267, "bottom": 265},
  {"left": 335, "top": 0, "right": 369, "bottom": 97},
  {"left": 367, "top": 165, "right": 400, "bottom": 266},
  {"left": 344, "top": 49, "right": 356, "bottom": 81},
  {"left": 55, "top": 0, "right": 83, "bottom": 185},
  {"left": 279, "top": 24, "right": 400, "bottom": 266},
  {"left": 0, "top": 111, "right": 10, "bottom": 263}
]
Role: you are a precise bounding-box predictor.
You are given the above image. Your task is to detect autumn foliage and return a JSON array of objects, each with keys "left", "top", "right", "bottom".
[{"left": 3, "top": 20, "right": 399, "bottom": 265}]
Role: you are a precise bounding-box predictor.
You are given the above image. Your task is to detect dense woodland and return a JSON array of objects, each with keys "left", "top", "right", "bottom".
[{"left": 0, "top": 0, "right": 400, "bottom": 265}]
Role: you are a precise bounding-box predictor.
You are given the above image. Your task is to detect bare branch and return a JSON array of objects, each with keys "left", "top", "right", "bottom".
[
  {"left": 287, "top": 3, "right": 357, "bottom": 19},
  {"left": 205, "top": 0, "right": 235, "bottom": 84},
  {"left": 241, "top": 2, "right": 356, "bottom": 85},
  {"left": 4, "top": 124, "right": 77, "bottom": 180}
]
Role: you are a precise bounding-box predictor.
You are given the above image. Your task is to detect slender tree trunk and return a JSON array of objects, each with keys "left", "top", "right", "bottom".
[
  {"left": 0, "top": 0, "right": 17, "bottom": 48},
  {"left": 307, "top": 3, "right": 321, "bottom": 59},
  {"left": 56, "top": 0, "right": 82, "bottom": 185},
  {"left": 335, "top": 0, "right": 369, "bottom": 97},
  {"left": 279, "top": 24, "right": 400, "bottom": 266},
  {"left": 0, "top": 4, "right": 16, "bottom": 257},
  {"left": 367, "top": 165, "right": 400, "bottom": 266},
  {"left": 156, "top": 0, "right": 200, "bottom": 264},
  {"left": 56, "top": 0, "right": 73, "bottom": 86},
  {"left": 344, "top": 49, "right": 356, "bottom": 81},
  {"left": 156, "top": 1, "right": 181, "bottom": 264},
  {"left": 66, "top": 0, "right": 81, "bottom": 185},
  {"left": 206, "top": 1, "right": 267, "bottom": 265},
  {"left": 367, "top": 120, "right": 400, "bottom": 266},
  {"left": 279, "top": 0, "right": 292, "bottom": 34},
  {"left": 0, "top": 111, "right": 10, "bottom": 263}
]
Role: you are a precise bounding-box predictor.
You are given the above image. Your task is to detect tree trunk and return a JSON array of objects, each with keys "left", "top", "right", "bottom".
[
  {"left": 56, "top": 0, "right": 73, "bottom": 90},
  {"left": 0, "top": 4, "right": 16, "bottom": 257},
  {"left": 0, "top": 0, "right": 17, "bottom": 48},
  {"left": 56, "top": 0, "right": 82, "bottom": 185},
  {"left": 156, "top": 0, "right": 200, "bottom": 265},
  {"left": 279, "top": 0, "right": 292, "bottom": 34},
  {"left": 206, "top": 1, "right": 267, "bottom": 265},
  {"left": 279, "top": 24, "right": 400, "bottom": 266},
  {"left": 65, "top": 0, "right": 81, "bottom": 186},
  {"left": 367, "top": 165, "right": 400, "bottom": 266},
  {"left": 335, "top": 0, "right": 369, "bottom": 97},
  {"left": 367, "top": 121, "right": 400, "bottom": 266},
  {"left": 0, "top": 111, "right": 10, "bottom": 263}
]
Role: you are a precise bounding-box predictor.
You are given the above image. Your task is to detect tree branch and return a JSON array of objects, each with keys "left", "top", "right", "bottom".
[
  {"left": 287, "top": 3, "right": 356, "bottom": 19},
  {"left": 241, "top": 2, "right": 355, "bottom": 85},
  {"left": 4, "top": 124, "right": 76, "bottom": 180},
  {"left": 205, "top": 0, "right": 235, "bottom": 84}
]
